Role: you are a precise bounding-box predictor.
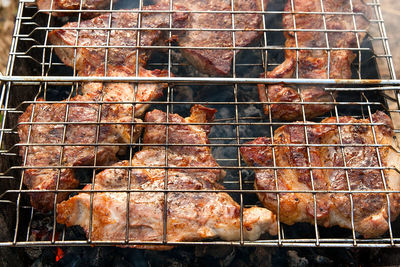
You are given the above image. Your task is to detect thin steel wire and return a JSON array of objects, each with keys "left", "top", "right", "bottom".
[{"left": 0, "top": 0, "right": 399, "bottom": 248}]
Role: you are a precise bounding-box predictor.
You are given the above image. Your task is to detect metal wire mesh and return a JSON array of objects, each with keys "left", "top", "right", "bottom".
[{"left": 0, "top": 0, "right": 399, "bottom": 248}]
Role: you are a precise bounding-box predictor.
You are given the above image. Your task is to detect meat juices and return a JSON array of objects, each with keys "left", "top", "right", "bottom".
[
  {"left": 56, "top": 105, "right": 277, "bottom": 248},
  {"left": 258, "top": 0, "right": 372, "bottom": 121},
  {"left": 240, "top": 111, "right": 400, "bottom": 238}
]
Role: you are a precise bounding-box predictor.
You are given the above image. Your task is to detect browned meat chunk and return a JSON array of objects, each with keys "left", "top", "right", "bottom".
[
  {"left": 153, "top": 0, "right": 267, "bottom": 76},
  {"left": 80, "top": 65, "right": 168, "bottom": 118},
  {"left": 49, "top": 5, "right": 188, "bottom": 76},
  {"left": 27, "top": 4, "right": 181, "bottom": 211},
  {"left": 240, "top": 111, "right": 400, "bottom": 238},
  {"left": 258, "top": 0, "right": 372, "bottom": 120},
  {"left": 57, "top": 105, "right": 277, "bottom": 248},
  {"left": 18, "top": 65, "right": 168, "bottom": 211},
  {"left": 36, "top": 0, "right": 118, "bottom": 17}
]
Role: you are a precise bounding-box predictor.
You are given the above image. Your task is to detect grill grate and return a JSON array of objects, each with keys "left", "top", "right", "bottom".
[{"left": 0, "top": 0, "right": 400, "bottom": 248}]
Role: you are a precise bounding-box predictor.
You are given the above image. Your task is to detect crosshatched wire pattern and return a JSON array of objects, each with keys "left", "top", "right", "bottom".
[{"left": 0, "top": 0, "right": 399, "bottom": 248}]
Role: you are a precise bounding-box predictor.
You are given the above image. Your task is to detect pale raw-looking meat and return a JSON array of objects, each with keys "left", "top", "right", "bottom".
[
  {"left": 18, "top": 65, "right": 168, "bottom": 212},
  {"left": 240, "top": 111, "right": 400, "bottom": 238},
  {"left": 57, "top": 105, "right": 277, "bottom": 249},
  {"left": 258, "top": 0, "right": 372, "bottom": 121}
]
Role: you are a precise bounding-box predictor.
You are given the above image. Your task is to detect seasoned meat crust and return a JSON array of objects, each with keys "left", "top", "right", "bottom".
[
  {"left": 154, "top": 0, "right": 267, "bottom": 76},
  {"left": 30, "top": 4, "right": 180, "bottom": 211},
  {"left": 49, "top": 5, "right": 188, "bottom": 76},
  {"left": 240, "top": 111, "right": 400, "bottom": 238},
  {"left": 36, "top": 0, "right": 118, "bottom": 17},
  {"left": 18, "top": 65, "right": 168, "bottom": 212},
  {"left": 258, "top": 0, "right": 372, "bottom": 121},
  {"left": 57, "top": 105, "right": 277, "bottom": 248}
]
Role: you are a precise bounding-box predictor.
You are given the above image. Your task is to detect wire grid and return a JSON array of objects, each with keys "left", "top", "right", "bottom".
[{"left": 0, "top": 0, "right": 399, "bottom": 248}]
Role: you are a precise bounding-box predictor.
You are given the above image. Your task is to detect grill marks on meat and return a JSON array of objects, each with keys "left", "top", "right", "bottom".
[
  {"left": 258, "top": 0, "right": 372, "bottom": 121},
  {"left": 240, "top": 111, "right": 400, "bottom": 238},
  {"left": 56, "top": 105, "right": 277, "bottom": 248},
  {"left": 49, "top": 5, "right": 188, "bottom": 76},
  {"left": 154, "top": 0, "right": 267, "bottom": 76},
  {"left": 18, "top": 65, "right": 168, "bottom": 211}
]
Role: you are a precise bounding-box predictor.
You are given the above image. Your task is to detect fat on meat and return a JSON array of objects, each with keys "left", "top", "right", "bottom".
[
  {"left": 18, "top": 65, "right": 167, "bottom": 211},
  {"left": 57, "top": 105, "right": 277, "bottom": 248},
  {"left": 240, "top": 111, "right": 400, "bottom": 238}
]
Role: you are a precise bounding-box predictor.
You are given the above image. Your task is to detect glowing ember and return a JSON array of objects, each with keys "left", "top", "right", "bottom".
[{"left": 56, "top": 247, "right": 64, "bottom": 262}]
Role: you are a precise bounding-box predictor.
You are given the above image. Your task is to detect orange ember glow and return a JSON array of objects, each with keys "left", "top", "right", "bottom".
[{"left": 56, "top": 247, "right": 64, "bottom": 262}]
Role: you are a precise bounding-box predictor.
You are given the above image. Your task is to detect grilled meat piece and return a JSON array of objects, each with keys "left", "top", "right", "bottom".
[
  {"left": 18, "top": 66, "right": 167, "bottom": 211},
  {"left": 33, "top": 4, "right": 178, "bottom": 211},
  {"left": 81, "top": 65, "right": 168, "bottom": 119},
  {"left": 154, "top": 0, "right": 267, "bottom": 76},
  {"left": 36, "top": 0, "right": 118, "bottom": 17},
  {"left": 57, "top": 105, "right": 277, "bottom": 248},
  {"left": 240, "top": 111, "right": 400, "bottom": 238},
  {"left": 258, "top": 0, "right": 372, "bottom": 120},
  {"left": 49, "top": 4, "right": 188, "bottom": 76}
]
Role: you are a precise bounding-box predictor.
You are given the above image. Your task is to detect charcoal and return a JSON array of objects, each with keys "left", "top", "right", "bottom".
[
  {"left": 113, "top": 254, "right": 134, "bottom": 267},
  {"left": 313, "top": 255, "right": 334, "bottom": 266},
  {"left": 25, "top": 247, "right": 43, "bottom": 260},
  {"left": 31, "top": 248, "right": 58, "bottom": 267},
  {"left": 88, "top": 247, "right": 114, "bottom": 267},
  {"left": 249, "top": 247, "right": 274, "bottom": 266},
  {"left": 56, "top": 252, "right": 83, "bottom": 267},
  {"left": 287, "top": 250, "right": 308, "bottom": 267},
  {"left": 121, "top": 248, "right": 148, "bottom": 267}
]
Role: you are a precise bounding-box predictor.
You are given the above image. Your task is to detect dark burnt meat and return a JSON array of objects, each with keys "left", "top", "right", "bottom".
[
  {"left": 258, "top": 0, "right": 372, "bottom": 121},
  {"left": 240, "top": 111, "right": 400, "bottom": 238},
  {"left": 56, "top": 105, "right": 277, "bottom": 248}
]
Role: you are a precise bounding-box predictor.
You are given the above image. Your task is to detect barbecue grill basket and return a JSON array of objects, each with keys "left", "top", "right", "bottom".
[{"left": 0, "top": 0, "right": 400, "bottom": 248}]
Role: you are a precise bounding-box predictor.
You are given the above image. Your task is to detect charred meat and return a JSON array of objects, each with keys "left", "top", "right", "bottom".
[
  {"left": 240, "top": 111, "right": 400, "bottom": 238},
  {"left": 57, "top": 105, "right": 277, "bottom": 248}
]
